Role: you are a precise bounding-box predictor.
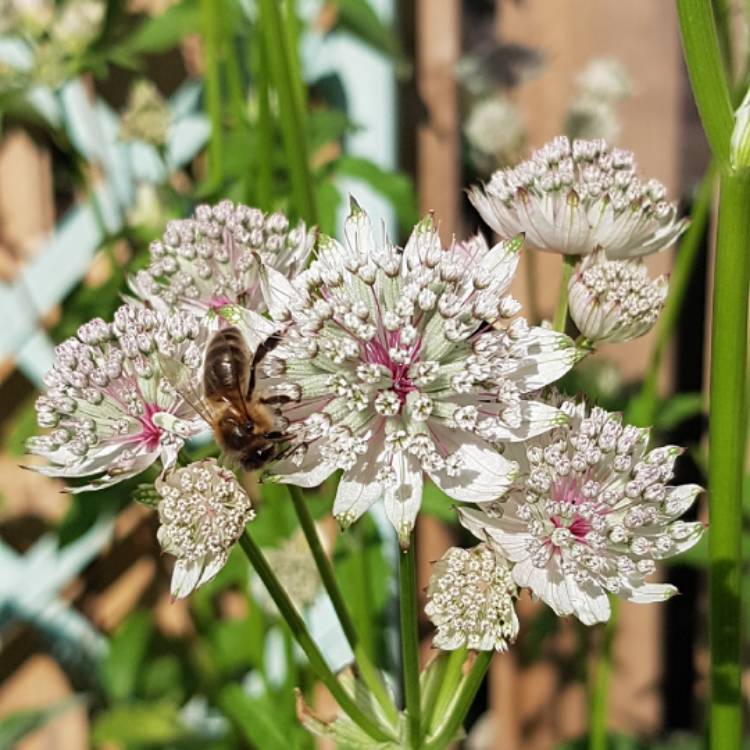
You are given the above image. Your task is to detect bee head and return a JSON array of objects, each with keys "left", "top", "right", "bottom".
[{"left": 219, "top": 413, "right": 255, "bottom": 450}]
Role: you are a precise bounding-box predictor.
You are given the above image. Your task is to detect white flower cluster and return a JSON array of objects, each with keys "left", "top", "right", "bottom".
[
  {"left": 156, "top": 459, "right": 256, "bottom": 598},
  {"left": 120, "top": 80, "right": 172, "bottom": 147},
  {"left": 27, "top": 304, "right": 207, "bottom": 491},
  {"left": 569, "top": 249, "right": 668, "bottom": 343},
  {"left": 469, "top": 136, "right": 687, "bottom": 259},
  {"left": 459, "top": 397, "right": 704, "bottom": 625},
  {"left": 425, "top": 544, "right": 518, "bottom": 651},
  {"left": 130, "top": 199, "right": 315, "bottom": 320},
  {"left": 250, "top": 205, "right": 581, "bottom": 544}
]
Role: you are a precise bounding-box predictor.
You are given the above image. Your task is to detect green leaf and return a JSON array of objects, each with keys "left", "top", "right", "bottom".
[
  {"left": 217, "top": 685, "right": 292, "bottom": 750},
  {"left": 209, "top": 618, "right": 258, "bottom": 674},
  {"left": 101, "top": 611, "right": 154, "bottom": 701},
  {"left": 331, "top": 0, "right": 404, "bottom": 68},
  {"left": 654, "top": 392, "right": 705, "bottom": 431},
  {"left": 116, "top": 0, "right": 201, "bottom": 59},
  {"left": 92, "top": 702, "right": 189, "bottom": 745},
  {"left": 334, "top": 155, "right": 418, "bottom": 234},
  {"left": 0, "top": 698, "right": 83, "bottom": 748},
  {"left": 315, "top": 179, "right": 343, "bottom": 235}
]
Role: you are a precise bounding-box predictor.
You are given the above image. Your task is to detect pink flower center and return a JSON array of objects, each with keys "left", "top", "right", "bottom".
[
  {"left": 136, "top": 403, "right": 164, "bottom": 451},
  {"left": 208, "top": 295, "right": 233, "bottom": 312},
  {"left": 549, "top": 476, "right": 592, "bottom": 540},
  {"left": 363, "top": 332, "right": 419, "bottom": 406}
]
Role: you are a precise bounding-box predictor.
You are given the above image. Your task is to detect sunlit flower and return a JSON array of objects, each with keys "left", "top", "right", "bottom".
[
  {"left": 52, "top": 0, "right": 104, "bottom": 52},
  {"left": 246, "top": 204, "right": 582, "bottom": 545},
  {"left": 425, "top": 543, "right": 518, "bottom": 651},
  {"left": 568, "top": 249, "right": 667, "bottom": 344},
  {"left": 459, "top": 397, "right": 704, "bottom": 625},
  {"left": 120, "top": 80, "right": 172, "bottom": 147},
  {"left": 26, "top": 304, "right": 207, "bottom": 491},
  {"left": 155, "top": 459, "right": 255, "bottom": 598},
  {"left": 575, "top": 58, "right": 632, "bottom": 103},
  {"left": 464, "top": 96, "right": 524, "bottom": 165},
  {"left": 251, "top": 529, "right": 322, "bottom": 615},
  {"left": 129, "top": 200, "right": 315, "bottom": 320},
  {"left": 469, "top": 136, "right": 688, "bottom": 259}
]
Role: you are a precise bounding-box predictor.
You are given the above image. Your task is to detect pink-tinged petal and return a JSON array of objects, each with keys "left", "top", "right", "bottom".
[
  {"left": 428, "top": 429, "right": 517, "bottom": 503},
  {"left": 265, "top": 443, "right": 337, "bottom": 489},
  {"left": 257, "top": 262, "right": 307, "bottom": 322},
  {"left": 218, "top": 305, "right": 281, "bottom": 352},
  {"left": 333, "top": 442, "right": 384, "bottom": 525},
  {"left": 663, "top": 484, "right": 703, "bottom": 519},
  {"left": 624, "top": 581, "right": 677, "bottom": 604},
  {"left": 383, "top": 451, "right": 423, "bottom": 547},
  {"left": 458, "top": 506, "right": 531, "bottom": 563},
  {"left": 507, "top": 327, "right": 584, "bottom": 392},
  {"left": 171, "top": 558, "right": 204, "bottom": 599}
]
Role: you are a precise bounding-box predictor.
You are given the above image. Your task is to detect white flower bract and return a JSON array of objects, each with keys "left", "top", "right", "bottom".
[
  {"left": 26, "top": 304, "right": 207, "bottom": 491},
  {"left": 247, "top": 204, "right": 583, "bottom": 545},
  {"left": 130, "top": 200, "right": 315, "bottom": 320},
  {"left": 459, "top": 397, "right": 704, "bottom": 624},
  {"left": 425, "top": 543, "right": 519, "bottom": 651},
  {"left": 155, "top": 459, "right": 256, "bottom": 598},
  {"left": 469, "top": 136, "right": 688, "bottom": 259},
  {"left": 568, "top": 249, "right": 668, "bottom": 343}
]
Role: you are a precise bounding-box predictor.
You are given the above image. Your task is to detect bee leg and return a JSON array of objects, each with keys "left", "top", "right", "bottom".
[
  {"left": 262, "top": 396, "right": 292, "bottom": 407},
  {"left": 247, "top": 334, "right": 282, "bottom": 395},
  {"left": 265, "top": 431, "right": 290, "bottom": 441}
]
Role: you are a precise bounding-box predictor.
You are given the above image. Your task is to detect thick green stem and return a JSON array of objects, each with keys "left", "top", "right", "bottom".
[
  {"left": 287, "top": 486, "right": 398, "bottom": 725},
  {"left": 200, "top": 0, "right": 224, "bottom": 186},
  {"left": 257, "top": 0, "right": 317, "bottom": 224},
  {"left": 425, "top": 651, "right": 492, "bottom": 749},
  {"left": 707, "top": 172, "right": 750, "bottom": 750},
  {"left": 239, "top": 530, "right": 394, "bottom": 742},
  {"left": 588, "top": 598, "right": 620, "bottom": 750},
  {"left": 626, "top": 165, "right": 715, "bottom": 427},
  {"left": 400, "top": 539, "right": 422, "bottom": 747},
  {"left": 676, "top": 0, "right": 735, "bottom": 167},
  {"left": 552, "top": 255, "right": 577, "bottom": 332},
  {"left": 424, "top": 647, "right": 467, "bottom": 734}
]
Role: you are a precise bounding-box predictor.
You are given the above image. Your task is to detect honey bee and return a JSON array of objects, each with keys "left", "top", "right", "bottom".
[{"left": 162, "top": 326, "right": 290, "bottom": 471}]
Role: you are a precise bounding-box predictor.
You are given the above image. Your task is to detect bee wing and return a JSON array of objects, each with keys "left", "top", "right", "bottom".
[{"left": 157, "top": 354, "right": 216, "bottom": 425}]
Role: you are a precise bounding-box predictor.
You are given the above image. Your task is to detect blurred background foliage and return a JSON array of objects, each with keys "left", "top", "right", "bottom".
[{"left": 0, "top": 0, "right": 741, "bottom": 749}]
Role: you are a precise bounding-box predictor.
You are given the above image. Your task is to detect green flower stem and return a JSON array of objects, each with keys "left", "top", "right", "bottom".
[
  {"left": 257, "top": 0, "right": 317, "bottom": 225},
  {"left": 678, "top": 5, "right": 750, "bottom": 748},
  {"left": 588, "top": 597, "right": 620, "bottom": 750},
  {"left": 676, "top": 0, "right": 734, "bottom": 167},
  {"left": 287, "top": 486, "right": 398, "bottom": 725},
  {"left": 424, "top": 651, "right": 493, "bottom": 750},
  {"left": 251, "top": 20, "right": 273, "bottom": 211},
  {"left": 400, "top": 538, "right": 422, "bottom": 747},
  {"left": 625, "top": 164, "right": 715, "bottom": 427},
  {"left": 707, "top": 171, "right": 750, "bottom": 750},
  {"left": 552, "top": 255, "right": 578, "bottom": 332},
  {"left": 238, "top": 530, "right": 395, "bottom": 743},
  {"left": 424, "top": 646, "right": 467, "bottom": 735},
  {"left": 200, "top": 0, "right": 224, "bottom": 186}
]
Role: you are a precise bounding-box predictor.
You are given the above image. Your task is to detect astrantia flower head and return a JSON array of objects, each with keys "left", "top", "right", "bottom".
[
  {"left": 568, "top": 249, "right": 668, "bottom": 344},
  {"left": 120, "top": 80, "right": 171, "bottom": 147},
  {"left": 130, "top": 200, "right": 315, "bottom": 319},
  {"left": 27, "top": 304, "right": 207, "bottom": 491},
  {"left": 247, "top": 203, "right": 583, "bottom": 545},
  {"left": 425, "top": 543, "right": 519, "bottom": 651},
  {"left": 155, "top": 459, "right": 255, "bottom": 598},
  {"left": 459, "top": 397, "right": 704, "bottom": 625},
  {"left": 469, "top": 136, "right": 688, "bottom": 259}
]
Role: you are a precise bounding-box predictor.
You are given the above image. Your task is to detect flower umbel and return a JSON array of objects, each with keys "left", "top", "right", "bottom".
[
  {"left": 120, "top": 80, "right": 172, "bottom": 147},
  {"left": 156, "top": 459, "right": 256, "bottom": 598},
  {"left": 27, "top": 304, "right": 207, "bottom": 491},
  {"left": 469, "top": 136, "right": 688, "bottom": 258},
  {"left": 425, "top": 543, "right": 519, "bottom": 651},
  {"left": 251, "top": 204, "right": 582, "bottom": 545},
  {"left": 130, "top": 200, "right": 315, "bottom": 319},
  {"left": 459, "top": 397, "right": 704, "bottom": 625},
  {"left": 568, "top": 249, "right": 668, "bottom": 344}
]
